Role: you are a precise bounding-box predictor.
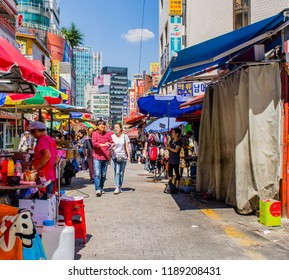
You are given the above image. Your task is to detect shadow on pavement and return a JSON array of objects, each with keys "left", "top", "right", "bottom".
[
  {"left": 75, "top": 234, "right": 92, "bottom": 260},
  {"left": 170, "top": 190, "right": 234, "bottom": 211}
]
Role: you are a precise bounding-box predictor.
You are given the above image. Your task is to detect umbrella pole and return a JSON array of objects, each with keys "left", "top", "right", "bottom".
[
  {"left": 168, "top": 101, "right": 170, "bottom": 131},
  {"left": 68, "top": 118, "right": 71, "bottom": 139},
  {"left": 15, "top": 104, "right": 18, "bottom": 148},
  {"left": 50, "top": 110, "right": 53, "bottom": 137},
  {"left": 39, "top": 109, "right": 42, "bottom": 122}
]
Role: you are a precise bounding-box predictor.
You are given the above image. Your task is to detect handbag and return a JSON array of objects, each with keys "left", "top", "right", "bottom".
[{"left": 116, "top": 156, "right": 125, "bottom": 163}]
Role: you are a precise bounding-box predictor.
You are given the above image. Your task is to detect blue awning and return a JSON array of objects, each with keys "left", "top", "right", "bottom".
[{"left": 159, "top": 9, "right": 289, "bottom": 88}]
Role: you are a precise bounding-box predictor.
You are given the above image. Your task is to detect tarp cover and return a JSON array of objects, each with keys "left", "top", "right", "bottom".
[{"left": 197, "top": 63, "right": 281, "bottom": 214}]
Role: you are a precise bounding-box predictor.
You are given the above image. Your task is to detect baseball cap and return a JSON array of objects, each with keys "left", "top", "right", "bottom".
[{"left": 28, "top": 121, "right": 47, "bottom": 131}]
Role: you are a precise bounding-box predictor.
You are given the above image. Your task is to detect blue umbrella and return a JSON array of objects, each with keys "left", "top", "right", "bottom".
[
  {"left": 144, "top": 117, "right": 187, "bottom": 133},
  {"left": 137, "top": 94, "right": 201, "bottom": 129},
  {"left": 137, "top": 95, "right": 201, "bottom": 117}
]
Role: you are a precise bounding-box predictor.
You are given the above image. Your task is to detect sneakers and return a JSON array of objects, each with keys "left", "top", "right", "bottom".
[
  {"left": 114, "top": 187, "right": 120, "bottom": 195},
  {"left": 101, "top": 189, "right": 106, "bottom": 194},
  {"left": 119, "top": 187, "right": 123, "bottom": 193},
  {"left": 96, "top": 190, "right": 102, "bottom": 197}
]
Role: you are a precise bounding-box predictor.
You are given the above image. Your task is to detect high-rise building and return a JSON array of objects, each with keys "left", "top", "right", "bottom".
[
  {"left": 17, "top": 0, "right": 60, "bottom": 32},
  {"left": 102, "top": 66, "right": 128, "bottom": 124},
  {"left": 92, "top": 52, "right": 102, "bottom": 83},
  {"left": 73, "top": 46, "right": 93, "bottom": 107}
]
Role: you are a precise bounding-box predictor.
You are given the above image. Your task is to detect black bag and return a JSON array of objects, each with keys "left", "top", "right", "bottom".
[
  {"left": 116, "top": 156, "right": 125, "bottom": 163},
  {"left": 164, "top": 180, "right": 178, "bottom": 194}
]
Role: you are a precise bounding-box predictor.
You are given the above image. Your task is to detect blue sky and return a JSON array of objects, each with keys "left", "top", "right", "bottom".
[{"left": 59, "top": 0, "right": 159, "bottom": 80}]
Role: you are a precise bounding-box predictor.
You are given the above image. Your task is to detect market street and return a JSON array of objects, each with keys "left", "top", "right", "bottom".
[{"left": 63, "top": 163, "right": 289, "bottom": 260}]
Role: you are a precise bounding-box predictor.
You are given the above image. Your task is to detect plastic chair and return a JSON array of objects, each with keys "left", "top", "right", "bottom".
[{"left": 58, "top": 197, "right": 87, "bottom": 243}]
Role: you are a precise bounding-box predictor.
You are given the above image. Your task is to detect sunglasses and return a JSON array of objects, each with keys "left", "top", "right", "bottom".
[{"left": 30, "top": 129, "right": 36, "bottom": 134}]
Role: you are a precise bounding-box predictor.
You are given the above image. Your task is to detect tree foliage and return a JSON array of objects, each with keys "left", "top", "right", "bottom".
[{"left": 61, "top": 22, "right": 83, "bottom": 48}]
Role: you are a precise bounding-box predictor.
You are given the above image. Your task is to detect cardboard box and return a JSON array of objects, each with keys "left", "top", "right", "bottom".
[
  {"left": 19, "top": 194, "right": 57, "bottom": 221},
  {"left": 259, "top": 199, "right": 281, "bottom": 227}
]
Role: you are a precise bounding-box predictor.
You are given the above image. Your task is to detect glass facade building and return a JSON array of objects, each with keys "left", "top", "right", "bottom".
[
  {"left": 73, "top": 46, "right": 93, "bottom": 107},
  {"left": 17, "top": 0, "right": 60, "bottom": 32},
  {"left": 102, "top": 66, "right": 128, "bottom": 124}
]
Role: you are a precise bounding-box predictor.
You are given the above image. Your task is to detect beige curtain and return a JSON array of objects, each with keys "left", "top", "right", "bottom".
[{"left": 197, "top": 63, "right": 281, "bottom": 214}]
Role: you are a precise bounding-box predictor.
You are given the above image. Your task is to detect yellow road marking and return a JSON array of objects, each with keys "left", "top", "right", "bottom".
[
  {"left": 201, "top": 209, "right": 222, "bottom": 220},
  {"left": 200, "top": 208, "right": 265, "bottom": 259}
]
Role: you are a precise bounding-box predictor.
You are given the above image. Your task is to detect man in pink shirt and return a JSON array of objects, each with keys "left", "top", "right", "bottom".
[
  {"left": 28, "top": 121, "right": 57, "bottom": 194},
  {"left": 92, "top": 120, "right": 114, "bottom": 197}
]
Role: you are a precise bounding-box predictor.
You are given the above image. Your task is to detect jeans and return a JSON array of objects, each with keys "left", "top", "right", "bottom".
[
  {"left": 46, "top": 181, "right": 55, "bottom": 194},
  {"left": 93, "top": 159, "right": 109, "bottom": 191},
  {"left": 112, "top": 159, "right": 127, "bottom": 187}
]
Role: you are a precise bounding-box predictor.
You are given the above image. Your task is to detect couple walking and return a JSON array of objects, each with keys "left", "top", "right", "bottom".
[{"left": 92, "top": 120, "right": 130, "bottom": 197}]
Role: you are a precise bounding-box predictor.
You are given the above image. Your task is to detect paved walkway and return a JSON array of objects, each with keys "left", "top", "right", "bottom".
[{"left": 62, "top": 163, "right": 289, "bottom": 260}]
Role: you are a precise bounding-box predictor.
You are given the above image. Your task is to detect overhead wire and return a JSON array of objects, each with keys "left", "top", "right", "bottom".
[{"left": 138, "top": 0, "right": 146, "bottom": 74}]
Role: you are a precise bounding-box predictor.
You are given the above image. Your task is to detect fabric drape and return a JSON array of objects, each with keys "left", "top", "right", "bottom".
[{"left": 197, "top": 63, "right": 281, "bottom": 214}]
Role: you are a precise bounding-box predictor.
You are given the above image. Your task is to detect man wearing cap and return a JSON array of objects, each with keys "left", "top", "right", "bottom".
[{"left": 28, "top": 121, "right": 57, "bottom": 194}]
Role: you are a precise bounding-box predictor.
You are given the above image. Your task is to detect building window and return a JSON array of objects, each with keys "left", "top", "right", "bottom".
[{"left": 233, "top": 0, "right": 250, "bottom": 30}]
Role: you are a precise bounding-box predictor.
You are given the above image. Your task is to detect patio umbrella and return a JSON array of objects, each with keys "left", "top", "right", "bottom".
[
  {"left": 144, "top": 117, "right": 187, "bottom": 133},
  {"left": 36, "top": 86, "right": 62, "bottom": 104},
  {"left": 0, "top": 37, "right": 47, "bottom": 91},
  {"left": 137, "top": 95, "right": 201, "bottom": 129}
]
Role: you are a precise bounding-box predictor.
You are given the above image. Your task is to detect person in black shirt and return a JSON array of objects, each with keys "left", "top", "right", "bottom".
[{"left": 166, "top": 128, "right": 183, "bottom": 190}]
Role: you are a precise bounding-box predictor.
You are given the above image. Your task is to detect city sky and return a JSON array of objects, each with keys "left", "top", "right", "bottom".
[{"left": 59, "top": 0, "right": 159, "bottom": 80}]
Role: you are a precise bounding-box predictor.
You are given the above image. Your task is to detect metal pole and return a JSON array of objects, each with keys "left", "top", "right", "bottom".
[
  {"left": 167, "top": 101, "right": 170, "bottom": 131},
  {"left": 50, "top": 110, "right": 53, "bottom": 137}
]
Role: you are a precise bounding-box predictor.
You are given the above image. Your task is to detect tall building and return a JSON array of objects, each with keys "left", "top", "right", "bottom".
[
  {"left": 92, "top": 52, "right": 102, "bottom": 83},
  {"left": 102, "top": 66, "right": 128, "bottom": 124},
  {"left": 73, "top": 46, "right": 93, "bottom": 106},
  {"left": 17, "top": 0, "right": 60, "bottom": 32}
]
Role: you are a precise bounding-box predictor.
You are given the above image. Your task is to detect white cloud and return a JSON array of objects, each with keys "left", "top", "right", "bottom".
[{"left": 122, "top": 29, "right": 154, "bottom": 43}]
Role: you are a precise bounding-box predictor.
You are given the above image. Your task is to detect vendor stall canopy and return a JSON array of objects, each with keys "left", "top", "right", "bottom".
[
  {"left": 0, "top": 37, "right": 48, "bottom": 93},
  {"left": 158, "top": 9, "right": 289, "bottom": 88}
]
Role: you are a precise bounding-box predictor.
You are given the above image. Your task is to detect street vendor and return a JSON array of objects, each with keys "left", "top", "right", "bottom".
[{"left": 28, "top": 121, "right": 58, "bottom": 194}]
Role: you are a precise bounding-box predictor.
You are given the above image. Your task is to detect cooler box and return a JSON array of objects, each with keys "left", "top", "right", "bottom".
[
  {"left": 19, "top": 194, "right": 57, "bottom": 234},
  {"left": 259, "top": 199, "right": 281, "bottom": 227}
]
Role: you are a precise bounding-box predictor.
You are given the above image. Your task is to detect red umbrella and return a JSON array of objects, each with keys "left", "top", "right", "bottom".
[{"left": 0, "top": 37, "right": 47, "bottom": 86}]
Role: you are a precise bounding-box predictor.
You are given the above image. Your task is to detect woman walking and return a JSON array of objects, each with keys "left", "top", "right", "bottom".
[{"left": 111, "top": 123, "right": 130, "bottom": 194}]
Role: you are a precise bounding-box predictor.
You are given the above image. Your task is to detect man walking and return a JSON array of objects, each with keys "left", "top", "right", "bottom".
[{"left": 91, "top": 120, "right": 114, "bottom": 197}]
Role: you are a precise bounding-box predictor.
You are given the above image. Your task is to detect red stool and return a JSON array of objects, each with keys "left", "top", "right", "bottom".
[{"left": 58, "top": 197, "right": 87, "bottom": 243}]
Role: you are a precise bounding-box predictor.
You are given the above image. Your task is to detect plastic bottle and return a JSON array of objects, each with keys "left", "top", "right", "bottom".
[
  {"left": 1, "top": 159, "right": 8, "bottom": 184},
  {"left": 41, "top": 220, "right": 75, "bottom": 260},
  {"left": 14, "top": 160, "right": 22, "bottom": 177},
  {"left": 7, "top": 158, "right": 14, "bottom": 177}
]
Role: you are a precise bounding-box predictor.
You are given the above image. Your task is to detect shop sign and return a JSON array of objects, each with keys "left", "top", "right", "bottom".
[
  {"left": 177, "top": 82, "right": 206, "bottom": 96},
  {"left": 51, "top": 60, "right": 60, "bottom": 89},
  {"left": 150, "top": 63, "right": 159, "bottom": 74},
  {"left": 170, "top": 16, "right": 182, "bottom": 58},
  {"left": 169, "top": 0, "right": 182, "bottom": 16},
  {"left": 0, "top": 110, "right": 21, "bottom": 120}
]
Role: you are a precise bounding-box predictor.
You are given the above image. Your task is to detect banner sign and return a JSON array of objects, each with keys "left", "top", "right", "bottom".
[
  {"left": 177, "top": 82, "right": 206, "bottom": 96},
  {"left": 169, "top": 0, "right": 182, "bottom": 16},
  {"left": 170, "top": 16, "right": 182, "bottom": 58}
]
